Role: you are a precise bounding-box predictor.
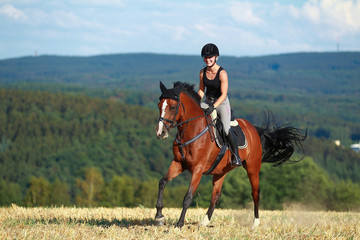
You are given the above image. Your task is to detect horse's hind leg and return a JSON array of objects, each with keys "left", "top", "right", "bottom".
[
  {"left": 200, "top": 173, "right": 227, "bottom": 227},
  {"left": 155, "top": 160, "right": 184, "bottom": 226},
  {"left": 247, "top": 170, "right": 261, "bottom": 228}
]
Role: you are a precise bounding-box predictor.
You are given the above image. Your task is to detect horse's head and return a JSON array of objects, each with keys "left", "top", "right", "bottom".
[{"left": 156, "top": 82, "right": 183, "bottom": 139}]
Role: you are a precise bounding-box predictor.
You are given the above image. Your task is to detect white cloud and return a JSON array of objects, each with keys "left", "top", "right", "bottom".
[
  {"left": 0, "top": 0, "right": 359, "bottom": 59},
  {"left": 227, "top": 2, "right": 265, "bottom": 26},
  {"left": 0, "top": 4, "right": 28, "bottom": 20},
  {"left": 52, "top": 10, "right": 103, "bottom": 29},
  {"left": 302, "top": 0, "right": 360, "bottom": 34},
  {"left": 303, "top": 0, "right": 321, "bottom": 23},
  {"left": 194, "top": 23, "right": 222, "bottom": 39},
  {"left": 170, "top": 25, "right": 189, "bottom": 41},
  {"left": 255, "top": 0, "right": 360, "bottom": 53}
]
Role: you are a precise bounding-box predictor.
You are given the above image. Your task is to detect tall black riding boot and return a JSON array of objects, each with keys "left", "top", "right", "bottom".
[{"left": 226, "top": 131, "right": 242, "bottom": 166}]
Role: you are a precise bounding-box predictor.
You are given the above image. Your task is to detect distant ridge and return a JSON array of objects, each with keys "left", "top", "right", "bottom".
[{"left": 0, "top": 52, "right": 359, "bottom": 96}]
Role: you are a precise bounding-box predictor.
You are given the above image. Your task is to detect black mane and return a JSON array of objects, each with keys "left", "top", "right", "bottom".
[{"left": 173, "top": 81, "right": 201, "bottom": 105}]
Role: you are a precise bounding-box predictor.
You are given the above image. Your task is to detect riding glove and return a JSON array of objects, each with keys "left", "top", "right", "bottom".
[{"left": 204, "top": 104, "right": 215, "bottom": 116}]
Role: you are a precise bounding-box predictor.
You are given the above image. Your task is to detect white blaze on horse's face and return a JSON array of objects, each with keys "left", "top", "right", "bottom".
[{"left": 157, "top": 100, "right": 169, "bottom": 139}]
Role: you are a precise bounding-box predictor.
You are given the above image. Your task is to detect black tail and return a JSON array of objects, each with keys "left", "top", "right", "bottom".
[{"left": 256, "top": 114, "right": 307, "bottom": 166}]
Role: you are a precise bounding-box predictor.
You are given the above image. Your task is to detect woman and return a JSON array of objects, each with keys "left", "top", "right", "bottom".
[{"left": 198, "top": 43, "right": 242, "bottom": 166}]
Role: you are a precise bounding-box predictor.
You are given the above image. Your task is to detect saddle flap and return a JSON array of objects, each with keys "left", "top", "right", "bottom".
[{"left": 210, "top": 112, "right": 247, "bottom": 149}]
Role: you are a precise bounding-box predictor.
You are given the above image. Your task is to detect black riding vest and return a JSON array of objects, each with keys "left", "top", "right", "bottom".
[{"left": 203, "top": 66, "right": 223, "bottom": 99}]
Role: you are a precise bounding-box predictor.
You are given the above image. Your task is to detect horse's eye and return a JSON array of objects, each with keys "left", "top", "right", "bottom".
[{"left": 170, "top": 105, "right": 176, "bottom": 111}]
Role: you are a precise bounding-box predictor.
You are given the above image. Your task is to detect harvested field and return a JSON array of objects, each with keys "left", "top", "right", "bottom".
[{"left": 0, "top": 205, "right": 359, "bottom": 239}]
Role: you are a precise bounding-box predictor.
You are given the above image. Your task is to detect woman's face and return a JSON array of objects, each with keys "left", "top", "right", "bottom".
[{"left": 203, "top": 56, "right": 216, "bottom": 67}]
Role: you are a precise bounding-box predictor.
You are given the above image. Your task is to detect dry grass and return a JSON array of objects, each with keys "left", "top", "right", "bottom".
[{"left": 1, "top": 204, "right": 359, "bottom": 239}]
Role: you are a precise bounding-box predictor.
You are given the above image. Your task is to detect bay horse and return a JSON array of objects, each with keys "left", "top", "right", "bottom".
[{"left": 155, "top": 81, "right": 306, "bottom": 228}]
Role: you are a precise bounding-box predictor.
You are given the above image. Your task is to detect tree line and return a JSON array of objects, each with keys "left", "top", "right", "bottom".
[
  {"left": 2, "top": 159, "right": 360, "bottom": 211},
  {"left": 0, "top": 89, "right": 359, "bottom": 210}
]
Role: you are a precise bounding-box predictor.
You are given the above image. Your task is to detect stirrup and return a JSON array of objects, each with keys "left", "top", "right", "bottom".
[{"left": 231, "top": 155, "right": 242, "bottom": 166}]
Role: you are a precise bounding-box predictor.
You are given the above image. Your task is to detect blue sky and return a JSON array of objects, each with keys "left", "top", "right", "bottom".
[{"left": 0, "top": 0, "right": 359, "bottom": 59}]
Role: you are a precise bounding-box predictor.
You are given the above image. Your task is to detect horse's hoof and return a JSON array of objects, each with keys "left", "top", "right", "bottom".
[
  {"left": 199, "top": 215, "right": 210, "bottom": 227},
  {"left": 155, "top": 216, "right": 165, "bottom": 226},
  {"left": 176, "top": 222, "right": 184, "bottom": 229},
  {"left": 251, "top": 218, "right": 260, "bottom": 229}
]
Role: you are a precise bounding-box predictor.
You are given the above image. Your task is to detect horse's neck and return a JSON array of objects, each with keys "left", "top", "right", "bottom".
[{"left": 177, "top": 95, "right": 206, "bottom": 137}]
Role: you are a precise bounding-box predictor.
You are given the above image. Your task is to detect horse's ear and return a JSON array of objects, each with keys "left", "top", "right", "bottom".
[{"left": 160, "top": 81, "right": 167, "bottom": 93}]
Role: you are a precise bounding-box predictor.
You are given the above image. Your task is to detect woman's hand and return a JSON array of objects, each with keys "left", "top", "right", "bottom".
[{"left": 204, "top": 104, "right": 215, "bottom": 115}]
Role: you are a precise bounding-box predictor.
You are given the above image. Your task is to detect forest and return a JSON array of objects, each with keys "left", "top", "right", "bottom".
[{"left": 0, "top": 52, "right": 359, "bottom": 210}]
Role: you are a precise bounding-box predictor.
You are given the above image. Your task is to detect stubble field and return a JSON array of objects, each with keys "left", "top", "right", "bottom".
[{"left": 0, "top": 204, "right": 359, "bottom": 239}]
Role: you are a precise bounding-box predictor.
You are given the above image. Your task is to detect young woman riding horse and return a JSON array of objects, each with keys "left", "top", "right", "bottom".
[
  {"left": 155, "top": 45, "right": 306, "bottom": 229},
  {"left": 198, "top": 43, "right": 242, "bottom": 166}
]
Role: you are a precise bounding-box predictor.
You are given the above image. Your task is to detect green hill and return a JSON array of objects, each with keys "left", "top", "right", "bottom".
[
  {"left": 0, "top": 89, "right": 359, "bottom": 209},
  {"left": 1, "top": 52, "right": 359, "bottom": 143},
  {"left": 1, "top": 52, "right": 359, "bottom": 96},
  {"left": 0, "top": 52, "right": 359, "bottom": 209},
  {"left": 0, "top": 89, "right": 173, "bottom": 185}
]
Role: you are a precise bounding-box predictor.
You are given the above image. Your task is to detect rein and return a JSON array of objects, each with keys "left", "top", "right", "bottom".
[{"left": 175, "top": 125, "right": 210, "bottom": 148}]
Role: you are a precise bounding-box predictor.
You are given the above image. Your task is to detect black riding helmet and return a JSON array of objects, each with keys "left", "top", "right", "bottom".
[{"left": 201, "top": 43, "right": 219, "bottom": 58}]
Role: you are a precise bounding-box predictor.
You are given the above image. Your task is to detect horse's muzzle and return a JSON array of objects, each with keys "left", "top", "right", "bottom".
[{"left": 156, "top": 121, "right": 169, "bottom": 139}]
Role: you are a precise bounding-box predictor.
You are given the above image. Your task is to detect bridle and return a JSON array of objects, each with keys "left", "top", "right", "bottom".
[
  {"left": 158, "top": 97, "right": 184, "bottom": 131},
  {"left": 159, "top": 96, "right": 210, "bottom": 132},
  {"left": 158, "top": 95, "right": 214, "bottom": 161}
]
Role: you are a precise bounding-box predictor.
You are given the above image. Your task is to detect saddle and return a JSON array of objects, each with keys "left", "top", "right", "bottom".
[
  {"left": 210, "top": 110, "right": 247, "bottom": 149},
  {"left": 203, "top": 110, "right": 247, "bottom": 175}
]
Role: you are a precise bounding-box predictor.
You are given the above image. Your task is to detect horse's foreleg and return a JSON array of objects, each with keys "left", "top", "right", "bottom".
[
  {"left": 176, "top": 168, "right": 202, "bottom": 228},
  {"left": 200, "top": 174, "right": 226, "bottom": 227},
  {"left": 155, "top": 160, "right": 184, "bottom": 226},
  {"left": 248, "top": 171, "right": 260, "bottom": 229},
  {"left": 155, "top": 176, "right": 168, "bottom": 226}
]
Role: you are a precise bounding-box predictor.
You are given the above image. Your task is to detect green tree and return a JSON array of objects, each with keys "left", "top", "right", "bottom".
[
  {"left": 76, "top": 167, "right": 104, "bottom": 207},
  {"left": 0, "top": 180, "right": 22, "bottom": 206},
  {"left": 163, "top": 185, "right": 188, "bottom": 208},
  {"left": 192, "top": 180, "right": 213, "bottom": 208},
  {"left": 102, "top": 175, "right": 136, "bottom": 207},
  {"left": 49, "top": 178, "right": 71, "bottom": 206},
  {"left": 219, "top": 170, "right": 253, "bottom": 209},
  {"left": 24, "top": 176, "right": 51, "bottom": 206},
  {"left": 327, "top": 180, "right": 360, "bottom": 211},
  {"left": 295, "top": 158, "right": 331, "bottom": 209},
  {"left": 135, "top": 178, "right": 158, "bottom": 207},
  {"left": 258, "top": 157, "right": 331, "bottom": 210}
]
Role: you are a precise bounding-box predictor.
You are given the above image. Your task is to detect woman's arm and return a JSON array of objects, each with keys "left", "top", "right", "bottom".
[
  {"left": 213, "top": 70, "right": 228, "bottom": 108},
  {"left": 198, "top": 70, "right": 205, "bottom": 99}
]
